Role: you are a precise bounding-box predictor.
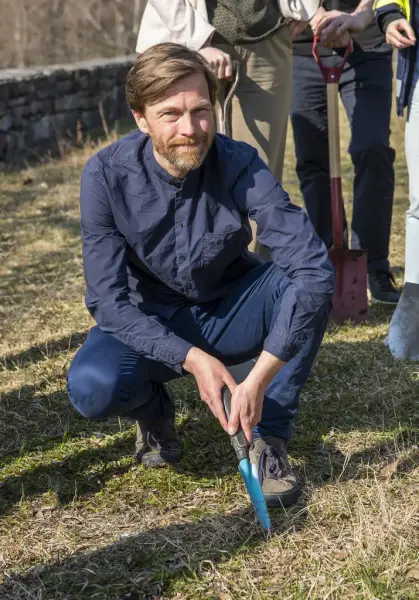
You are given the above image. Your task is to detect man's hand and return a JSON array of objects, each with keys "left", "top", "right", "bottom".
[
  {"left": 182, "top": 347, "right": 236, "bottom": 431},
  {"left": 289, "top": 20, "right": 310, "bottom": 39},
  {"left": 228, "top": 351, "right": 286, "bottom": 443},
  {"left": 314, "top": 10, "right": 370, "bottom": 47},
  {"left": 199, "top": 47, "right": 233, "bottom": 79},
  {"left": 385, "top": 18, "right": 416, "bottom": 49}
]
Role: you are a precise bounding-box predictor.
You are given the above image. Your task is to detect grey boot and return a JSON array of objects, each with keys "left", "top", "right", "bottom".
[
  {"left": 386, "top": 282, "right": 419, "bottom": 360},
  {"left": 249, "top": 436, "right": 300, "bottom": 508},
  {"left": 135, "top": 385, "right": 182, "bottom": 467}
]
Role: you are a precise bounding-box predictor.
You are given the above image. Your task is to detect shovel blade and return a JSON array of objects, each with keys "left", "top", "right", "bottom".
[
  {"left": 329, "top": 247, "right": 368, "bottom": 324},
  {"left": 238, "top": 458, "right": 271, "bottom": 531}
]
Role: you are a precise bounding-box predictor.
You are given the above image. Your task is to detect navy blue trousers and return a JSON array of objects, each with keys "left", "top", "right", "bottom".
[
  {"left": 291, "top": 51, "right": 395, "bottom": 273},
  {"left": 67, "top": 263, "right": 329, "bottom": 439}
]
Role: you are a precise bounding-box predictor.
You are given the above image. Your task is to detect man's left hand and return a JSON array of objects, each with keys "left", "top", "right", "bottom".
[
  {"left": 314, "top": 10, "right": 370, "bottom": 47},
  {"left": 228, "top": 379, "right": 265, "bottom": 443},
  {"left": 227, "top": 350, "right": 286, "bottom": 443}
]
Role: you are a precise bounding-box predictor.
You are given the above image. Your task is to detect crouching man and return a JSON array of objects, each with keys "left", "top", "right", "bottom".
[{"left": 67, "top": 43, "right": 335, "bottom": 508}]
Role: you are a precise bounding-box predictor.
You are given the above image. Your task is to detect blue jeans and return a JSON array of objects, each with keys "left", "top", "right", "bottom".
[
  {"left": 291, "top": 50, "right": 395, "bottom": 273},
  {"left": 67, "top": 263, "right": 329, "bottom": 440}
]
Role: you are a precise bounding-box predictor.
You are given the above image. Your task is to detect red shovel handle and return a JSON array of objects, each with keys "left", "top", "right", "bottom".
[
  {"left": 312, "top": 37, "right": 352, "bottom": 249},
  {"left": 312, "top": 37, "right": 352, "bottom": 84}
]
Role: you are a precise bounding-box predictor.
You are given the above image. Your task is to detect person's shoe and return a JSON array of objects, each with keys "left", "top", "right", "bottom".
[
  {"left": 135, "top": 386, "right": 181, "bottom": 467},
  {"left": 368, "top": 270, "right": 401, "bottom": 305},
  {"left": 249, "top": 436, "right": 300, "bottom": 508}
]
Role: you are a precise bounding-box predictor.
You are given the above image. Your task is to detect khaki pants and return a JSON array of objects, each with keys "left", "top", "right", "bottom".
[{"left": 214, "top": 26, "right": 292, "bottom": 254}]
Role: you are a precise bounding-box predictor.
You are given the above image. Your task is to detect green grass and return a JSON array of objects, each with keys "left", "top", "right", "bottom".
[{"left": 0, "top": 110, "right": 418, "bottom": 600}]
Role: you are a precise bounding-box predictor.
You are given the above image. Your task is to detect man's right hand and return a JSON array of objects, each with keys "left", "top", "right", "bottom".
[
  {"left": 182, "top": 347, "right": 237, "bottom": 432},
  {"left": 199, "top": 47, "right": 233, "bottom": 79},
  {"left": 385, "top": 18, "right": 416, "bottom": 49}
]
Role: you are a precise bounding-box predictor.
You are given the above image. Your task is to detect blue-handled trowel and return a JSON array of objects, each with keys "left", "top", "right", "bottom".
[{"left": 222, "top": 387, "right": 271, "bottom": 532}]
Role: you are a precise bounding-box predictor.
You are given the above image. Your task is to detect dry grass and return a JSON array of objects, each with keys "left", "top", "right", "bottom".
[{"left": 0, "top": 107, "right": 418, "bottom": 600}]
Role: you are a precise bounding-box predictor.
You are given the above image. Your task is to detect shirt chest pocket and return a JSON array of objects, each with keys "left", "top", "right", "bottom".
[{"left": 200, "top": 227, "right": 248, "bottom": 268}]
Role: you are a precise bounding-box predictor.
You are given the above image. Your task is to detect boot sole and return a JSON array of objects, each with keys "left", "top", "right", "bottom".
[
  {"left": 141, "top": 452, "right": 182, "bottom": 468},
  {"left": 264, "top": 485, "right": 300, "bottom": 508}
]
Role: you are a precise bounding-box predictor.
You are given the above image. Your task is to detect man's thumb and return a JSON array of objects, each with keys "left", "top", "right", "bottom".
[{"left": 228, "top": 402, "right": 240, "bottom": 436}]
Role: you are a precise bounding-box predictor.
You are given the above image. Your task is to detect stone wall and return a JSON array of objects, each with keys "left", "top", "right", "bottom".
[{"left": 0, "top": 55, "right": 136, "bottom": 165}]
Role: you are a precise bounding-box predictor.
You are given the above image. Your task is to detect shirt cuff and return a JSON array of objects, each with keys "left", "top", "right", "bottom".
[
  {"left": 156, "top": 336, "right": 194, "bottom": 374},
  {"left": 376, "top": 9, "right": 405, "bottom": 33},
  {"left": 263, "top": 330, "right": 308, "bottom": 363}
]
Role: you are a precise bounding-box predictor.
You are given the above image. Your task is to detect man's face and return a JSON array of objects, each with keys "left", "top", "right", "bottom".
[{"left": 133, "top": 72, "right": 215, "bottom": 178}]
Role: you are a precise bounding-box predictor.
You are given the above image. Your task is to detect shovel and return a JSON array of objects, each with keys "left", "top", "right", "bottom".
[
  {"left": 222, "top": 387, "right": 271, "bottom": 532},
  {"left": 312, "top": 38, "right": 368, "bottom": 324}
]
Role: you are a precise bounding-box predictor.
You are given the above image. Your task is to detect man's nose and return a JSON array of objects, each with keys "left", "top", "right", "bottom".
[{"left": 178, "top": 114, "right": 195, "bottom": 137}]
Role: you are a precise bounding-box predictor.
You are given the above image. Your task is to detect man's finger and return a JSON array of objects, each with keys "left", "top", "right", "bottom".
[
  {"left": 224, "top": 55, "right": 233, "bottom": 79},
  {"left": 227, "top": 393, "right": 240, "bottom": 436},
  {"left": 398, "top": 22, "right": 417, "bottom": 43},
  {"left": 240, "top": 413, "right": 253, "bottom": 444}
]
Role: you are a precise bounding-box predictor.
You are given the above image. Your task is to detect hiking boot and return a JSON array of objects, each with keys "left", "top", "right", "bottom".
[
  {"left": 249, "top": 436, "right": 300, "bottom": 508},
  {"left": 135, "top": 385, "right": 181, "bottom": 467},
  {"left": 368, "top": 270, "right": 401, "bottom": 305}
]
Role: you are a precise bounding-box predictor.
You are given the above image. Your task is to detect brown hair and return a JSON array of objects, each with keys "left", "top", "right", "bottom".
[{"left": 126, "top": 42, "right": 218, "bottom": 113}]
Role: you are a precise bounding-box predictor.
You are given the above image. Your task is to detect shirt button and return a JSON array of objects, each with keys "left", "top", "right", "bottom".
[
  {"left": 178, "top": 255, "right": 185, "bottom": 263},
  {"left": 177, "top": 222, "right": 183, "bottom": 229}
]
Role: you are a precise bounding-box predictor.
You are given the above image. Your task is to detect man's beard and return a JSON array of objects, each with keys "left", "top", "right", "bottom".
[{"left": 149, "top": 126, "right": 214, "bottom": 173}]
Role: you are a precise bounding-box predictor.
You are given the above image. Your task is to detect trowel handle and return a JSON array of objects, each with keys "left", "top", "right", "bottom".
[
  {"left": 216, "top": 61, "right": 240, "bottom": 136},
  {"left": 222, "top": 387, "right": 249, "bottom": 462}
]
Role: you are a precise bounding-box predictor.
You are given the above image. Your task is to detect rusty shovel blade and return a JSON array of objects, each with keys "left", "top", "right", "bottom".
[{"left": 328, "top": 246, "right": 368, "bottom": 324}]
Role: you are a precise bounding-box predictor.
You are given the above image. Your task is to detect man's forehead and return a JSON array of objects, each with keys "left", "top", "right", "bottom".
[{"left": 155, "top": 73, "right": 211, "bottom": 106}]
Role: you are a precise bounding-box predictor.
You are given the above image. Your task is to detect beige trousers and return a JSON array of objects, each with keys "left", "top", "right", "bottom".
[{"left": 214, "top": 26, "right": 292, "bottom": 254}]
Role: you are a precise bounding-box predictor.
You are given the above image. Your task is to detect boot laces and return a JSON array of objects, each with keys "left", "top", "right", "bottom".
[{"left": 258, "top": 445, "right": 287, "bottom": 485}]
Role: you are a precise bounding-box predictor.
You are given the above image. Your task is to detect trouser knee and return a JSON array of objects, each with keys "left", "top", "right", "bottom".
[{"left": 67, "top": 360, "right": 125, "bottom": 420}]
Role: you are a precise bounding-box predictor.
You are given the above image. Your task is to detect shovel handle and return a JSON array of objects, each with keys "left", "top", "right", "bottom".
[
  {"left": 312, "top": 37, "right": 352, "bottom": 250},
  {"left": 312, "top": 37, "right": 352, "bottom": 84},
  {"left": 222, "top": 387, "right": 249, "bottom": 462},
  {"left": 216, "top": 61, "right": 240, "bottom": 136}
]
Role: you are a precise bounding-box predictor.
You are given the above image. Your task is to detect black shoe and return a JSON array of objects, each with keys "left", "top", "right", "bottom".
[
  {"left": 368, "top": 270, "right": 401, "bottom": 305},
  {"left": 249, "top": 437, "right": 300, "bottom": 508},
  {"left": 135, "top": 385, "right": 181, "bottom": 467}
]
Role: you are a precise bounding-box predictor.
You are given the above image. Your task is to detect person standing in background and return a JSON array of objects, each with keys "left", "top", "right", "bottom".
[
  {"left": 374, "top": 0, "right": 419, "bottom": 359},
  {"left": 136, "top": 0, "right": 320, "bottom": 256},
  {"left": 291, "top": 0, "right": 401, "bottom": 304}
]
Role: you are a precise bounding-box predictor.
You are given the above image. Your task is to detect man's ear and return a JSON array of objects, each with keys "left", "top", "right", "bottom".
[{"left": 132, "top": 110, "right": 149, "bottom": 135}]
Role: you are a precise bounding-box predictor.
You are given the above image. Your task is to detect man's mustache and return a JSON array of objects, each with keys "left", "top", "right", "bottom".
[{"left": 168, "top": 136, "right": 208, "bottom": 147}]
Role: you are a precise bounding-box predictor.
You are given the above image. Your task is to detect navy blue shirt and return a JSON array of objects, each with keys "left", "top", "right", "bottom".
[{"left": 80, "top": 130, "right": 335, "bottom": 373}]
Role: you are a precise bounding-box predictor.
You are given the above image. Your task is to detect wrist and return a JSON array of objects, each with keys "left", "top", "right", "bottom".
[
  {"left": 352, "top": 7, "right": 373, "bottom": 28},
  {"left": 182, "top": 346, "right": 200, "bottom": 373}
]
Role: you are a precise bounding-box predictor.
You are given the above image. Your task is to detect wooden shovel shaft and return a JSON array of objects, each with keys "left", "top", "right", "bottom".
[{"left": 326, "top": 82, "right": 344, "bottom": 249}]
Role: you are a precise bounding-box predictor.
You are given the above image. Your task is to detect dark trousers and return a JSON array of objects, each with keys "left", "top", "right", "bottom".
[
  {"left": 290, "top": 51, "right": 395, "bottom": 273},
  {"left": 67, "top": 263, "right": 329, "bottom": 440}
]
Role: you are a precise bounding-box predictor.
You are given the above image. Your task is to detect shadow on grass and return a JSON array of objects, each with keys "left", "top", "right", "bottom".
[
  {"left": 1, "top": 332, "right": 418, "bottom": 597},
  {"left": 0, "top": 432, "right": 136, "bottom": 514},
  {"left": 1, "top": 330, "right": 88, "bottom": 372},
  {"left": 0, "top": 508, "right": 279, "bottom": 600}
]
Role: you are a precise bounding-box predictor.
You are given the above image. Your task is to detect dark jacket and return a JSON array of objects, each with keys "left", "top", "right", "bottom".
[{"left": 374, "top": 0, "right": 417, "bottom": 115}]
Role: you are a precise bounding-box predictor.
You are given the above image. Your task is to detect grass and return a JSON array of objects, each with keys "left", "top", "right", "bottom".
[{"left": 0, "top": 106, "right": 418, "bottom": 600}]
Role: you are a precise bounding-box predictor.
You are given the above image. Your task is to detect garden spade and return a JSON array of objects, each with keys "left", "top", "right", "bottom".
[
  {"left": 313, "top": 38, "right": 368, "bottom": 324},
  {"left": 222, "top": 387, "right": 271, "bottom": 532}
]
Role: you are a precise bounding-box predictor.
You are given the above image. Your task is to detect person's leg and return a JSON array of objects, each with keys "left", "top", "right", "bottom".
[
  {"left": 387, "top": 77, "right": 419, "bottom": 360},
  {"left": 339, "top": 51, "right": 397, "bottom": 298},
  {"left": 180, "top": 262, "right": 329, "bottom": 441},
  {"left": 290, "top": 54, "right": 347, "bottom": 249},
  {"left": 214, "top": 27, "right": 292, "bottom": 255},
  {"left": 67, "top": 326, "right": 181, "bottom": 421},
  {"left": 67, "top": 326, "right": 183, "bottom": 465}
]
